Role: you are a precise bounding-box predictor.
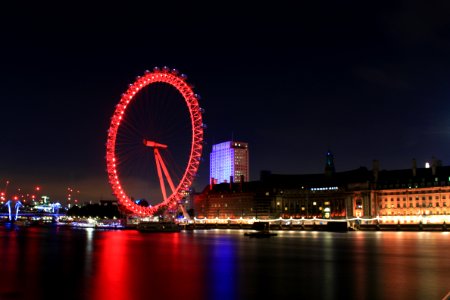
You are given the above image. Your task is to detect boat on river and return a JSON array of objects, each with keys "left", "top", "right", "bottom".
[
  {"left": 325, "top": 220, "right": 349, "bottom": 232},
  {"left": 136, "top": 221, "right": 181, "bottom": 233},
  {"left": 244, "top": 221, "right": 277, "bottom": 238}
]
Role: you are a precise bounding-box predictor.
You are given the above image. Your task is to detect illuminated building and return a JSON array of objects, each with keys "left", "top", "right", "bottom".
[
  {"left": 370, "top": 158, "right": 448, "bottom": 223},
  {"left": 210, "top": 141, "right": 249, "bottom": 184},
  {"left": 195, "top": 156, "right": 449, "bottom": 224}
]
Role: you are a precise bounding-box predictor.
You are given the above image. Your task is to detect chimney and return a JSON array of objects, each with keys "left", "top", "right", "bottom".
[
  {"left": 372, "top": 159, "right": 379, "bottom": 182},
  {"left": 431, "top": 156, "right": 437, "bottom": 176},
  {"left": 240, "top": 174, "right": 245, "bottom": 183},
  {"left": 412, "top": 158, "right": 417, "bottom": 177},
  {"left": 210, "top": 177, "right": 215, "bottom": 190}
]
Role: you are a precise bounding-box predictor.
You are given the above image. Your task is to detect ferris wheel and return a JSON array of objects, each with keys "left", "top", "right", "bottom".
[{"left": 105, "top": 67, "right": 204, "bottom": 217}]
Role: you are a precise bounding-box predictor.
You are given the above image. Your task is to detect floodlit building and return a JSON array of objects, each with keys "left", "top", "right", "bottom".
[
  {"left": 210, "top": 141, "right": 249, "bottom": 184},
  {"left": 195, "top": 154, "right": 449, "bottom": 224}
]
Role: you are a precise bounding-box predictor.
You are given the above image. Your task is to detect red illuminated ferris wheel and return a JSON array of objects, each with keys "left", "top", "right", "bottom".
[{"left": 106, "top": 67, "right": 204, "bottom": 217}]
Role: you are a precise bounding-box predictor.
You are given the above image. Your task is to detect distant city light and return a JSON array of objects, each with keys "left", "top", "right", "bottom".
[
  {"left": 425, "top": 162, "right": 430, "bottom": 168},
  {"left": 310, "top": 186, "right": 338, "bottom": 191}
]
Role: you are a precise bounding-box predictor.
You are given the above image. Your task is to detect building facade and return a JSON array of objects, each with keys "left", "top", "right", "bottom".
[
  {"left": 209, "top": 141, "right": 249, "bottom": 184},
  {"left": 194, "top": 158, "right": 450, "bottom": 224}
]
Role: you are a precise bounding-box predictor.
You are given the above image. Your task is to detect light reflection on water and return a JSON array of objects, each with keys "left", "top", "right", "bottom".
[{"left": 0, "top": 226, "right": 448, "bottom": 300}]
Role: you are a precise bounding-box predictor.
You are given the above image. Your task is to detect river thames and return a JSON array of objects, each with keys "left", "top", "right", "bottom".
[{"left": 0, "top": 225, "right": 448, "bottom": 300}]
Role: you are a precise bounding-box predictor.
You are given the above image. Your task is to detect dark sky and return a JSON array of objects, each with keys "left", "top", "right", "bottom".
[{"left": 1, "top": 1, "right": 450, "bottom": 202}]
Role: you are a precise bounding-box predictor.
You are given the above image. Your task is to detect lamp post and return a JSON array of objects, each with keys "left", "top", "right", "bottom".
[
  {"left": 0, "top": 181, "right": 6, "bottom": 203},
  {"left": 67, "top": 187, "right": 73, "bottom": 208}
]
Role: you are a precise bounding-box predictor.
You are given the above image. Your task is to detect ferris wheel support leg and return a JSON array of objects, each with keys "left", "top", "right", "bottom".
[
  {"left": 179, "top": 203, "right": 191, "bottom": 221},
  {"left": 154, "top": 149, "right": 168, "bottom": 202},
  {"left": 155, "top": 150, "right": 191, "bottom": 220},
  {"left": 154, "top": 150, "right": 176, "bottom": 193}
]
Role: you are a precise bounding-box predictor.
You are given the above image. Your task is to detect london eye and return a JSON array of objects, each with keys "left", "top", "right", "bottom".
[{"left": 106, "top": 67, "right": 204, "bottom": 217}]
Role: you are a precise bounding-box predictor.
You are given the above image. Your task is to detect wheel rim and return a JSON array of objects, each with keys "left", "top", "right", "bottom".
[{"left": 106, "top": 67, "right": 203, "bottom": 216}]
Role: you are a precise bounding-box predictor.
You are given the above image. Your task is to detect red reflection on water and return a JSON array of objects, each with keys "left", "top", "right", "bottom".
[
  {"left": 0, "top": 227, "right": 41, "bottom": 299},
  {"left": 92, "top": 231, "right": 132, "bottom": 300},
  {"left": 0, "top": 228, "right": 19, "bottom": 298},
  {"left": 19, "top": 227, "right": 40, "bottom": 299},
  {"left": 163, "top": 233, "right": 205, "bottom": 297},
  {"left": 90, "top": 231, "right": 205, "bottom": 300}
]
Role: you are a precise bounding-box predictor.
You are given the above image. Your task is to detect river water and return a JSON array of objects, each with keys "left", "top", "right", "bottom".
[{"left": 0, "top": 225, "right": 448, "bottom": 300}]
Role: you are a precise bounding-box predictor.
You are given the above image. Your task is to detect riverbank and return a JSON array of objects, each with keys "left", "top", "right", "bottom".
[
  {"left": 181, "top": 222, "right": 448, "bottom": 232},
  {"left": 2, "top": 218, "right": 447, "bottom": 232}
]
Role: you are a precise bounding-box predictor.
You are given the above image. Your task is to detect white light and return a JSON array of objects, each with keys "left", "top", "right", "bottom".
[{"left": 425, "top": 162, "right": 430, "bottom": 168}]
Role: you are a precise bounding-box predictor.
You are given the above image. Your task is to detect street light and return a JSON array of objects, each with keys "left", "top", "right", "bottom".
[{"left": 4, "top": 180, "right": 10, "bottom": 200}]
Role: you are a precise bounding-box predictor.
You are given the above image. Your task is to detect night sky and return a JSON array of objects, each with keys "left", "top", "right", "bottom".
[{"left": 2, "top": 1, "right": 450, "bottom": 203}]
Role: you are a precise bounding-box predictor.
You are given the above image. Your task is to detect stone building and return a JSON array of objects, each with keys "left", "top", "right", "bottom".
[{"left": 193, "top": 155, "right": 450, "bottom": 223}]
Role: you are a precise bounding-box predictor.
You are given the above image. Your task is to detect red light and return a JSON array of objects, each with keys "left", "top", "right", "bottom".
[
  {"left": 35, "top": 186, "right": 40, "bottom": 191},
  {"left": 105, "top": 68, "right": 204, "bottom": 217}
]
